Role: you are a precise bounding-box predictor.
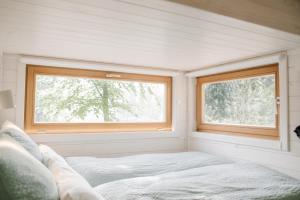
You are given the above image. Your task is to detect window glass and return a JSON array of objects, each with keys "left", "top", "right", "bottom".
[
  {"left": 34, "top": 74, "right": 166, "bottom": 123},
  {"left": 202, "top": 74, "right": 276, "bottom": 128}
]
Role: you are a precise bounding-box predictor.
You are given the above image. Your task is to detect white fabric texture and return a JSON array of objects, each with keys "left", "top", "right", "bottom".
[
  {"left": 66, "top": 151, "right": 231, "bottom": 186},
  {"left": 94, "top": 162, "right": 300, "bottom": 200},
  {"left": 0, "top": 134, "right": 59, "bottom": 200},
  {"left": 1, "top": 120, "right": 43, "bottom": 162},
  {"left": 39, "top": 145, "right": 105, "bottom": 200}
]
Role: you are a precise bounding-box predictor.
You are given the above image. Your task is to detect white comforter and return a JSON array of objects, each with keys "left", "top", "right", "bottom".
[
  {"left": 66, "top": 152, "right": 230, "bottom": 187},
  {"left": 66, "top": 152, "right": 300, "bottom": 200},
  {"left": 94, "top": 162, "right": 300, "bottom": 200}
]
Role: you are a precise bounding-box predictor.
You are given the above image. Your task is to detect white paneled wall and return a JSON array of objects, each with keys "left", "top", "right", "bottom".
[
  {"left": 0, "top": 54, "right": 18, "bottom": 123},
  {"left": 189, "top": 48, "right": 300, "bottom": 179},
  {"left": 0, "top": 54, "right": 187, "bottom": 157},
  {"left": 0, "top": 52, "right": 2, "bottom": 90},
  {"left": 1, "top": 50, "right": 300, "bottom": 178},
  {"left": 288, "top": 49, "right": 300, "bottom": 155}
]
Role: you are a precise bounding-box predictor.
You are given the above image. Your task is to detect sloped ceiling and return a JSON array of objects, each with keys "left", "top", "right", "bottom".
[
  {"left": 168, "top": 0, "right": 300, "bottom": 35},
  {"left": 0, "top": 0, "right": 300, "bottom": 71}
]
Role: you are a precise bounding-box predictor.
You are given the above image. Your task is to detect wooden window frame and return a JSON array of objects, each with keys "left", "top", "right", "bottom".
[
  {"left": 196, "top": 64, "right": 279, "bottom": 139},
  {"left": 25, "top": 65, "right": 172, "bottom": 134}
]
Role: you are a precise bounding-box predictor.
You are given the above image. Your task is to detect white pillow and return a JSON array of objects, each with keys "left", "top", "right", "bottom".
[
  {"left": 39, "top": 145, "right": 105, "bottom": 200},
  {"left": 1, "top": 120, "right": 43, "bottom": 162}
]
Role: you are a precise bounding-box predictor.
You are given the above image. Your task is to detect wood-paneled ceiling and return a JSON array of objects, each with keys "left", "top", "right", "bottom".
[
  {"left": 0, "top": 0, "right": 300, "bottom": 71},
  {"left": 168, "top": 0, "right": 300, "bottom": 35}
]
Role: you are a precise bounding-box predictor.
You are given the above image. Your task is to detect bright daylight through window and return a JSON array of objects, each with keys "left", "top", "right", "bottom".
[
  {"left": 25, "top": 65, "right": 172, "bottom": 133},
  {"left": 196, "top": 64, "right": 279, "bottom": 139}
]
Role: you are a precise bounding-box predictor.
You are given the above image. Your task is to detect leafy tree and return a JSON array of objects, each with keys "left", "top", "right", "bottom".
[
  {"left": 35, "top": 75, "right": 163, "bottom": 123},
  {"left": 204, "top": 75, "right": 275, "bottom": 127}
]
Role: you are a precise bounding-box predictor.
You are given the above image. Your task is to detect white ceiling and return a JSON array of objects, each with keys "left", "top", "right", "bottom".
[{"left": 0, "top": 0, "right": 300, "bottom": 71}]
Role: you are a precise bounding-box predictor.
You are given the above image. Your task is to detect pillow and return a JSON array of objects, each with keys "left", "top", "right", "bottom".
[
  {"left": 40, "top": 145, "right": 104, "bottom": 200},
  {"left": 1, "top": 120, "right": 43, "bottom": 162},
  {"left": 0, "top": 134, "right": 59, "bottom": 200}
]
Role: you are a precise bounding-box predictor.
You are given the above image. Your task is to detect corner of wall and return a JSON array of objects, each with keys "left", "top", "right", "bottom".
[{"left": 187, "top": 50, "right": 300, "bottom": 179}]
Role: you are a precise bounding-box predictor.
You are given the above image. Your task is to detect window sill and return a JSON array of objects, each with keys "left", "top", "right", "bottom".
[
  {"left": 26, "top": 127, "right": 173, "bottom": 134},
  {"left": 192, "top": 131, "right": 281, "bottom": 151},
  {"left": 30, "top": 130, "right": 179, "bottom": 144}
]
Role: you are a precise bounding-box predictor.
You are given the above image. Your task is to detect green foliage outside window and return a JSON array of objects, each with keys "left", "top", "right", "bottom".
[
  {"left": 203, "top": 75, "right": 276, "bottom": 127},
  {"left": 35, "top": 75, "right": 165, "bottom": 123}
]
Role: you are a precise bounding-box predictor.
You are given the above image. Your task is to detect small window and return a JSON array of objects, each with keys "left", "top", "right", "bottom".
[
  {"left": 25, "top": 65, "right": 172, "bottom": 133},
  {"left": 196, "top": 64, "right": 279, "bottom": 139}
]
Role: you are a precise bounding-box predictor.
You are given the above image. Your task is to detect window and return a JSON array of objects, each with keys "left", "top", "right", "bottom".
[
  {"left": 25, "top": 65, "right": 172, "bottom": 133},
  {"left": 196, "top": 64, "right": 279, "bottom": 139}
]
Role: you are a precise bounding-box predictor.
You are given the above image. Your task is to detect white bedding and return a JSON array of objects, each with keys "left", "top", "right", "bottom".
[
  {"left": 40, "top": 145, "right": 104, "bottom": 200},
  {"left": 66, "top": 152, "right": 300, "bottom": 200},
  {"left": 66, "top": 152, "right": 231, "bottom": 187},
  {"left": 94, "top": 162, "right": 300, "bottom": 200}
]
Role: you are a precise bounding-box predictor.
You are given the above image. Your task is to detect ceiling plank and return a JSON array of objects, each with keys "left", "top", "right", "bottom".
[
  {"left": 167, "top": 0, "right": 300, "bottom": 35},
  {"left": 0, "top": 0, "right": 300, "bottom": 70}
]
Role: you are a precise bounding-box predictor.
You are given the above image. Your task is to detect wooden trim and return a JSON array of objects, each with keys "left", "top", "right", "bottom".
[
  {"left": 25, "top": 65, "right": 172, "bottom": 133},
  {"left": 194, "top": 130, "right": 279, "bottom": 140},
  {"left": 196, "top": 64, "right": 279, "bottom": 139}
]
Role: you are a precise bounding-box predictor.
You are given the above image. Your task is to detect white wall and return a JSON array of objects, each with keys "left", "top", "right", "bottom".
[
  {"left": 0, "top": 52, "right": 3, "bottom": 90},
  {"left": 1, "top": 50, "right": 300, "bottom": 178},
  {"left": 0, "top": 54, "right": 17, "bottom": 123},
  {"left": 0, "top": 54, "right": 188, "bottom": 157},
  {"left": 188, "top": 49, "right": 300, "bottom": 179}
]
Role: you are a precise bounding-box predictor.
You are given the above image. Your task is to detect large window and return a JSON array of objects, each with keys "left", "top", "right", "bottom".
[
  {"left": 25, "top": 65, "right": 172, "bottom": 133},
  {"left": 196, "top": 64, "right": 279, "bottom": 139}
]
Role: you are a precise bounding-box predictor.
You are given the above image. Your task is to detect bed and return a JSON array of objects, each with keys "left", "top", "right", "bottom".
[
  {"left": 1, "top": 121, "right": 300, "bottom": 200},
  {"left": 65, "top": 151, "right": 231, "bottom": 186},
  {"left": 66, "top": 152, "right": 300, "bottom": 200}
]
